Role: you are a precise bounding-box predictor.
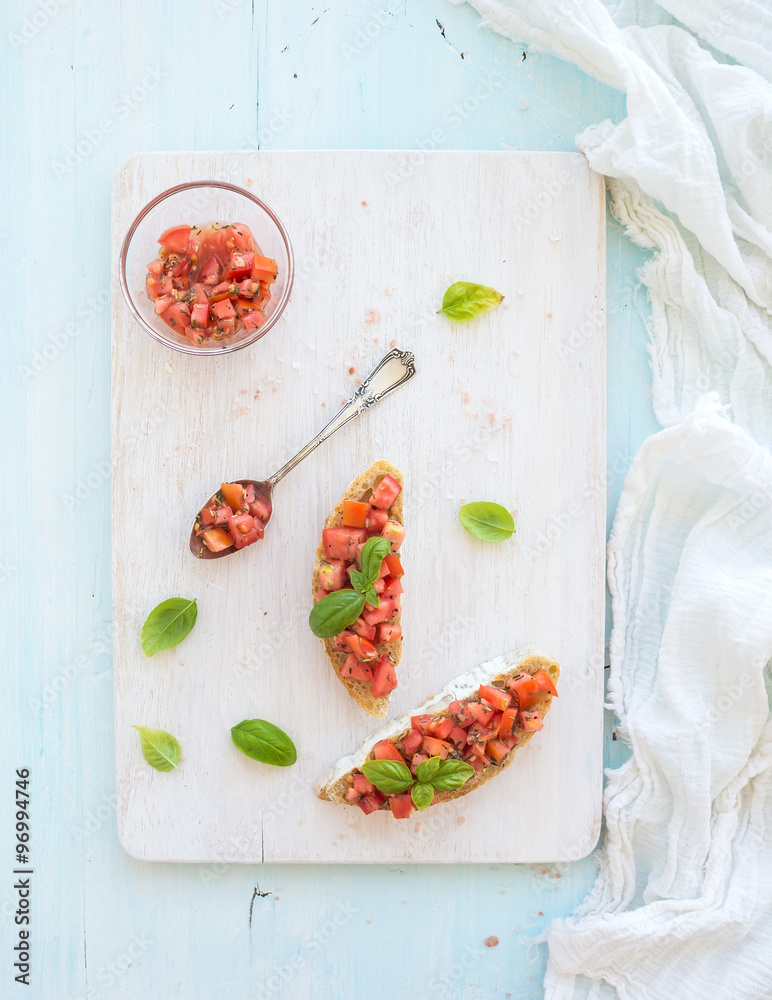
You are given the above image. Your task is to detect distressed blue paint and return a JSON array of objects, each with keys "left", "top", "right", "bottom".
[{"left": 0, "top": 1, "right": 654, "bottom": 997}]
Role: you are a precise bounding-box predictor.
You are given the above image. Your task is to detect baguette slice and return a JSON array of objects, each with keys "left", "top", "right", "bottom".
[
  {"left": 315, "top": 645, "right": 559, "bottom": 811},
  {"left": 311, "top": 461, "right": 404, "bottom": 717}
]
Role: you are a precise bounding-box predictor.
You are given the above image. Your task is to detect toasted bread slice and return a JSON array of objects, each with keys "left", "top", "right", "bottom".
[
  {"left": 311, "top": 461, "right": 404, "bottom": 717},
  {"left": 315, "top": 646, "right": 558, "bottom": 810}
]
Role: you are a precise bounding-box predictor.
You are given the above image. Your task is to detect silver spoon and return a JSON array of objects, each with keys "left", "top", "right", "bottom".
[{"left": 190, "top": 347, "right": 417, "bottom": 558}]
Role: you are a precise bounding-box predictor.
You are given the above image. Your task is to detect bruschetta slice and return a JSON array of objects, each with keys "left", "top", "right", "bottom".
[
  {"left": 311, "top": 461, "right": 404, "bottom": 717},
  {"left": 315, "top": 646, "right": 558, "bottom": 818}
]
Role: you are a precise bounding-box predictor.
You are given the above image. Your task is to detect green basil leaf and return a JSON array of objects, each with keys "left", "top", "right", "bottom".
[
  {"left": 437, "top": 281, "right": 504, "bottom": 323},
  {"left": 349, "top": 568, "right": 370, "bottom": 595},
  {"left": 132, "top": 726, "right": 181, "bottom": 772},
  {"left": 415, "top": 756, "right": 442, "bottom": 784},
  {"left": 363, "top": 587, "right": 380, "bottom": 608},
  {"left": 428, "top": 759, "right": 476, "bottom": 791},
  {"left": 358, "top": 535, "right": 392, "bottom": 583},
  {"left": 362, "top": 760, "right": 414, "bottom": 795},
  {"left": 230, "top": 719, "right": 297, "bottom": 767},
  {"left": 309, "top": 590, "right": 365, "bottom": 638},
  {"left": 140, "top": 598, "right": 198, "bottom": 657},
  {"left": 459, "top": 502, "right": 515, "bottom": 542},
  {"left": 411, "top": 781, "right": 434, "bottom": 811}
]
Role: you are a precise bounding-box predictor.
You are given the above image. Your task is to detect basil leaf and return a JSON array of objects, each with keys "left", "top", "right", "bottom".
[
  {"left": 415, "top": 756, "right": 441, "bottom": 784},
  {"left": 362, "top": 760, "right": 414, "bottom": 795},
  {"left": 358, "top": 536, "right": 392, "bottom": 583},
  {"left": 140, "top": 598, "right": 198, "bottom": 657},
  {"left": 459, "top": 502, "right": 515, "bottom": 542},
  {"left": 349, "top": 568, "right": 369, "bottom": 594},
  {"left": 363, "top": 587, "right": 380, "bottom": 608},
  {"left": 132, "top": 726, "right": 181, "bottom": 772},
  {"left": 231, "top": 719, "right": 297, "bottom": 767},
  {"left": 437, "top": 281, "right": 504, "bottom": 323},
  {"left": 309, "top": 590, "right": 365, "bottom": 638},
  {"left": 429, "top": 759, "right": 476, "bottom": 790},
  {"left": 411, "top": 781, "right": 434, "bottom": 811}
]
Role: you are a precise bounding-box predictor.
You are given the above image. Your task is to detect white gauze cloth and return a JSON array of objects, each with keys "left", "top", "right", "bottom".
[{"left": 453, "top": 1, "right": 772, "bottom": 997}]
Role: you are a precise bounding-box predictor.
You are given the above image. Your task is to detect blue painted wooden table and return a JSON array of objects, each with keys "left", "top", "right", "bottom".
[{"left": 1, "top": 2, "right": 658, "bottom": 997}]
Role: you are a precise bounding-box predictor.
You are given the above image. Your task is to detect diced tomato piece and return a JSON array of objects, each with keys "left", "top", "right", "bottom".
[
  {"left": 318, "top": 559, "right": 348, "bottom": 592},
  {"left": 242, "top": 309, "right": 266, "bottom": 330},
  {"left": 146, "top": 274, "right": 164, "bottom": 299},
  {"left": 220, "top": 482, "right": 245, "bottom": 512},
  {"left": 448, "top": 700, "right": 465, "bottom": 724},
  {"left": 373, "top": 740, "right": 406, "bottom": 764},
  {"left": 256, "top": 283, "right": 272, "bottom": 309},
  {"left": 342, "top": 501, "right": 370, "bottom": 528},
  {"left": 357, "top": 793, "right": 384, "bottom": 815},
  {"left": 479, "top": 684, "right": 512, "bottom": 711},
  {"left": 486, "top": 738, "right": 510, "bottom": 763},
  {"left": 212, "top": 298, "right": 237, "bottom": 321},
  {"left": 384, "top": 553, "right": 404, "bottom": 577},
  {"left": 200, "top": 254, "right": 224, "bottom": 285},
  {"left": 464, "top": 752, "right": 486, "bottom": 772},
  {"left": 533, "top": 669, "right": 559, "bottom": 698},
  {"left": 199, "top": 527, "right": 233, "bottom": 553},
  {"left": 381, "top": 576, "right": 404, "bottom": 599},
  {"left": 158, "top": 225, "right": 192, "bottom": 254},
  {"left": 459, "top": 704, "right": 477, "bottom": 728},
  {"left": 251, "top": 255, "right": 278, "bottom": 282},
  {"left": 332, "top": 631, "right": 353, "bottom": 652},
  {"left": 228, "top": 223, "right": 257, "bottom": 253},
  {"left": 365, "top": 508, "right": 389, "bottom": 537},
  {"left": 467, "top": 722, "right": 497, "bottom": 745},
  {"left": 236, "top": 278, "right": 257, "bottom": 297},
  {"left": 448, "top": 725, "right": 468, "bottom": 749},
  {"left": 227, "top": 512, "right": 261, "bottom": 549},
  {"left": 234, "top": 297, "right": 258, "bottom": 318},
  {"left": 248, "top": 494, "right": 272, "bottom": 523},
  {"left": 371, "top": 577, "right": 386, "bottom": 595},
  {"left": 351, "top": 618, "right": 376, "bottom": 642},
  {"left": 154, "top": 294, "right": 174, "bottom": 315},
  {"left": 468, "top": 702, "right": 496, "bottom": 727},
  {"left": 411, "top": 715, "right": 434, "bottom": 733},
  {"left": 345, "top": 785, "right": 360, "bottom": 802},
  {"left": 164, "top": 302, "right": 191, "bottom": 329},
  {"left": 190, "top": 302, "right": 210, "bottom": 330},
  {"left": 314, "top": 587, "right": 329, "bottom": 603},
  {"left": 147, "top": 258, "right": 164, "bottom": 275},
  {"left": 185, "top": 233, "right": 202, "bottom": 260},
  {"left": 401, "top": 729, "right": 423, "bottom": 755},
  {"left": 507, "top": 673, "right": 541, "bottom": 710},
  {"left": 422, "top": 736, "right": 452, "bottom": 759},
  {"left": 371, "top": 474, "right": 402, "bottom": 510},
  {"left": 469, "top": 740, "right": 490, "bottom": 759},
  {"left": 518, "top": 709, "right": 543, "bottom": 732},
  {"left": 323, "top": 527, "right": 366, "bottom": 561},
  {"left": 352, "top": 773, "right": 375, "bottom": 795},
  {"left": 372, "top": 655, "right": 398, "bottom": 698},
  {"left": 388, "top": 793, "right": 414, "bottom": 819},
  {"left": 375, "top": 623, "right": 402, "bottom": 643},
  {"left": 343, "top": 634, "right": 378, "bottom": 662},
  {"left": 409, "top": 753, "right": 429, "bottom": 774},
  {"left": 362, "top": 598, "right": 398, "bottom": 627},
  {"left": 340, "top": 654, "right": 374, "bottom": 683},
  {"left": 498, "top": 708, "right": 517, "bottom": 738},
  {"left": 226, "top": 250, "right": 254, "bottom": 281},
  {"left": 500, "top": 735, "right": 519, "bottom": 750},
  {"left": 198, "top": 504, "right": 232, "bottom": 528},
  {"left": 427, "top": 716, "right": 454, "bottom": 740},
  {"left": 380, "top": 519, "right": 405, "bottom": 551},
  {"left": 171, "top": 255, "right": 191, "bottom": 279}
]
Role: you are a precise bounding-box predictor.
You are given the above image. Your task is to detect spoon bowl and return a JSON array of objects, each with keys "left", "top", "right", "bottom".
[{"left": 189, "top": 348, "right": 416, "bottom": 559}]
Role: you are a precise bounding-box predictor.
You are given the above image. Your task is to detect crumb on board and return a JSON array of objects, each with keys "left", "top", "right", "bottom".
[
  {"left": 457, "top": 816, "right": 466, "bottom": 825},
  {"left": 246, "top": 177, "right": 253, "bottom": 185},
  {"left": 349, "top": 366, "right": 356, "bottom": 375},
  {"left": 365, "top": 308, "right": 380, "bottom": 324},
  {"left": 361, "top": 200, "right": 369, "bottom": 207},
  {"left": 484, "top": 936, "right": 499, "bottom": 948}
]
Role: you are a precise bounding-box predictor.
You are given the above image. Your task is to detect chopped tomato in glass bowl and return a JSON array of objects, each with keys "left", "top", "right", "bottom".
[{"left": 119, "top": 181, "right": 294, "bottom": 355}]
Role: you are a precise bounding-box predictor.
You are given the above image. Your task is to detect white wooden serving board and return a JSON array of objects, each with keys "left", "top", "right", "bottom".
[{"left": 111, "top": 150, "right": 605, "bottom": 864}]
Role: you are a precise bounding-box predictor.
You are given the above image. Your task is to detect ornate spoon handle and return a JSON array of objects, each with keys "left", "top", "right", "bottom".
[{"left": 268, "top": 348, "right": 417, "bottom": 487}]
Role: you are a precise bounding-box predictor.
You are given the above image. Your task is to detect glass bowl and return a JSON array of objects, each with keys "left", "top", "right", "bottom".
[{"left": 119, "top": 180, "right": 294, "bottom": 355}]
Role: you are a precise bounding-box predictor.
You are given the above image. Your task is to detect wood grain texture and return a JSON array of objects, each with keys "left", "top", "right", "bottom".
[{"left": 112, "top": 149, "right": 605, "bottom": 863}]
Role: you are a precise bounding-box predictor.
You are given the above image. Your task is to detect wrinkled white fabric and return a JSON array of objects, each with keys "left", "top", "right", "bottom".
[{"left": 455, "top": 1, "right": 772, "bottom": 997}]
